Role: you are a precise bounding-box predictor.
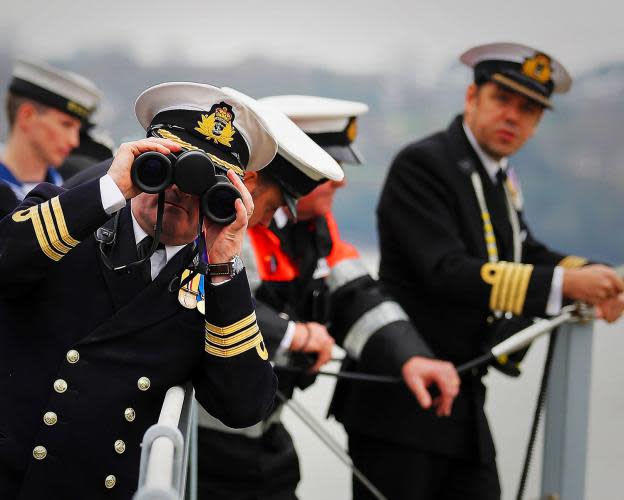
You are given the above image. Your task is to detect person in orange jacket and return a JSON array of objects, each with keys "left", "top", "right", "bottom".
[{"left": 197, "top": 95, "right": 460, "bottom": 500}]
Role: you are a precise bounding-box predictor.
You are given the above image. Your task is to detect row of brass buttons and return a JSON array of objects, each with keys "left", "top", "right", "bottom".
[{"left": 35, "top": 352, "right": 151, "bottom": 490}]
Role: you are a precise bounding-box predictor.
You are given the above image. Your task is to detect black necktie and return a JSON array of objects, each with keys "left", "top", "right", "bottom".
[
  {"left": 136, "top": 236, "right": 165, "bottom": 283},
  {"left": 496, "top": 167, "right": 507, "bottom": 185}
]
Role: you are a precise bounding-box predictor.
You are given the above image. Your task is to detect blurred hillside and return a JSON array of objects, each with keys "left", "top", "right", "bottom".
[{"left": 0, "top": 49, "right": 621, "bottom": 263}]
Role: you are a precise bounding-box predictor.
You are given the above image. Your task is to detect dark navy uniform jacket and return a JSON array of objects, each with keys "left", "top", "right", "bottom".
[
  {"left": 335, "top": 115, "right": 573, "bottom": 464},
  {"left": 0, "top": 179, "right": 276, "bottom": 499}
]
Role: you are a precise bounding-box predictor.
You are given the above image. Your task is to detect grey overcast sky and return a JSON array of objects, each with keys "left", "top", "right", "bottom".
[{"left": 2, "top": 0, "right": 623, "bottom": 82}]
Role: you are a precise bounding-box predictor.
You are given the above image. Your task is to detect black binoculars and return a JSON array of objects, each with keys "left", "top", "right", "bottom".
[{"left": 131, "top": 150, "right": 241, "bottom": 225}]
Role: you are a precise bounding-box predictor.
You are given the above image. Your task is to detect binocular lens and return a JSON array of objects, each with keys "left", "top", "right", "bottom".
[
  {"left": 202, "top": 183, "right": 242, "bottom": 225},
  {"left": 131, "top": 152, "right": 173, "bottom": 194},
  {"left": 141, "top": 158, "right": 169, "bottom": 186}
]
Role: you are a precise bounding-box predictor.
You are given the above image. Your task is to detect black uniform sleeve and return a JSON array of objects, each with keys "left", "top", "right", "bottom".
[
  {"left": 0, "top": 179, "right": 111, "bottom": 298},
  {"left": 196, "top": 269, "right": 277, "bottom": 428},
  {"left": 378, "top": 151, "right": 553, "bottom": 317},
  {"left": 254, "top": 300, "right": 291, "bottom": 354},
  {"left": 0, "top": 184, "right": 19, "bottom": 219},
  {"left": 328, "top": 258, "right": 434, "bottom": 375}
]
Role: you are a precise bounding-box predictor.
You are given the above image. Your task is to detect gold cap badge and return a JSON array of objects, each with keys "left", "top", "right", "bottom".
[{"left": 522, "top": 53, "right": 552, "bottom": 84}]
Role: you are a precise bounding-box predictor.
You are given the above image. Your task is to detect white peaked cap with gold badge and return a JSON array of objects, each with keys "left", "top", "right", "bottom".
[
  {"left": 460, "top": 42, "right": 572, "bottom": 108},
  {"left": 135, "top": 82, "right": 278, "bottom": 173},
  {"left": 258, "top": 95, "right": 368, "bottom": 164}
]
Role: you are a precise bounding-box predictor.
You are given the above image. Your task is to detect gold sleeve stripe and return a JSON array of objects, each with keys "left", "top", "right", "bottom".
[
  {"left": 50, "top": 197, "right": 79, "bottom": 247},
  {"left": 513, "top": 265, "right": 533, "bottom": 314},
  {"left": 558, "top": 255, "right": 588, "bottom": 269},
  {"left": 205, "top": 333, "right": 264, "bottom": 358},
  {"left": 206, "top": 324, "right": 260, "bottom": 347},
  {"left": 205, "top": 311, "right": 256, "bottom": 335},
  {"left": 40, "top": 201, "right": 72, "bottom": 254},
  {"left": 481, "top": 261, "right": 534, "bottom": 315},
  {"left": 12, "top": 206, "right": 63, "bottom": 261}
]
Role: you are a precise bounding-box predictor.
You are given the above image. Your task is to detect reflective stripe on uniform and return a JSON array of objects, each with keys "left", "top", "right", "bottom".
[
  {"left": 196, "top": 404, "right": 284, "bottom": 438},
  {"left": 343, "top": 301, "right": 409, "bottom": 360},
  {"left": 326, "top": 258, "right": 369, "bottom": 293}
]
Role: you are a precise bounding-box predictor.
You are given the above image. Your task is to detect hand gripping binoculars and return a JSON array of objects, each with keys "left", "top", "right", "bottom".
[{"left": 131, "top": 150, "right": 242, "bottom": 225}]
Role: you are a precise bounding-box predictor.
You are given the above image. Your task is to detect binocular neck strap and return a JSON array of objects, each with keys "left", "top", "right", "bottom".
[{"left": 98, "top": 193, "right": 166, "bottom": 273}]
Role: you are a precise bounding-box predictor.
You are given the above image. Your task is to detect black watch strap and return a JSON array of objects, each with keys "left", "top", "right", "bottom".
[
  {"left": 207, "top": 262, "right": 234, "bottom": 277},
  {"left": 206, "top": 255, "right": 243, "bottom": 278}
]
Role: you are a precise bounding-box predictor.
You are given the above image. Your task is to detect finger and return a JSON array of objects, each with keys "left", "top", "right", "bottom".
[
  {"left": 408, "top": 376, "right": 432, "bottom": 409},
  {"left": 310, "top": 346, "right": 332, "bottom": 372},
  {"left": 227, "top": 170, "right": 254, "bottom": 217},
  {"left": 607, "top": 271, "right": 624, "bottom": 294},
  {"left": 131, "top": 138, "right": 180, "bottom": 156},
  {"left": 226, "top": 198, "right": 248, "bottom": 233},
  {"left": 437, "top": 393, "right": 454, "bottom": 417},
  {"left": 143, "top": 137, "right": 182, "bottom": 152}
]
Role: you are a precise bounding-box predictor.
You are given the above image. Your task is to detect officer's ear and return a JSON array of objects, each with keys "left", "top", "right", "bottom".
[
  {"left": 15, "top": 101, "right": 41, "bottom": 132},
  {"left": 464, "top": 83, "right": 479, "bottom": 118},
  {"left": 243, "top": 171, "right": 259, "bottom": 196}
]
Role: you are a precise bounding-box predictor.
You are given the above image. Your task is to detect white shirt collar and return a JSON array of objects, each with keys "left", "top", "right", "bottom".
[
  {"left": 273, "top": 207, "right": 290, "bottom": 229},
  {"left": 130, "top": 205, "right": 186, "bottom": 264},
  {"left": 462, "top": 121, "right": 509, "bottom": 182}
]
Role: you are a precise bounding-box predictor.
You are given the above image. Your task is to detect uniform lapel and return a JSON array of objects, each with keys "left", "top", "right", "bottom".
[
  {"left": 83, "top": 210, "right": 195, "bottom": 345},
  {"left": 446, "top": 116, "right": 513, "bottom": 260},
  {"left": 97, "top": 207, "right": 146, "bottom": 309}
]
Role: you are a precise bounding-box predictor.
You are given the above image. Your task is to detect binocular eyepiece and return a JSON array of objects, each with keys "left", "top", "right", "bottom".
[{"left": 131, "top": 150, "right": 242, "bottom": 225}]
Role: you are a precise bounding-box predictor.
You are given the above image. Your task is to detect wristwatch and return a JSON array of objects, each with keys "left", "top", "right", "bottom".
[{"left": 206, "top": 254, "right": 244, "bottom": 279}]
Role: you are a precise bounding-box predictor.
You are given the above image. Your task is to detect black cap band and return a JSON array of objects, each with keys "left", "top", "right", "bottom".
[
  {"left": 9, "top": 77, "right": 94, "bottom": 121},
  {"left": 262, "top": 154, "right": 326, "bottom": 200},
  {"left": 474, "top": 60, "right": 554, "bottom": 98}
]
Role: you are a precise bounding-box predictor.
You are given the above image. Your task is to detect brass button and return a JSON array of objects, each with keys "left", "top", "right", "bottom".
[
  {"left": 486, "top": 315, "right": 495, "bottom": 324},
  {"left": 114, "top": 440, "right": 126, "bottom": 454},
  {"left": 43, "top": 412, "right": 58, "bottom": 426},
  {"left": 53, "top": 379, "right": 68, "bottom": 393},
  {"left": 104, "top": 474, "right": 116, "bottom": 489},
  {"left": 137, "top": 377, "right": 150, "bottom": 391},
  {"left": 66, "top": 350, "right": 80, "bottom": 364},
  {"left": 33, "top": 445, "right": 47, "bottom": 460},
  {"left": 124, "top": 408, "right": 136, "bottom": 422}
]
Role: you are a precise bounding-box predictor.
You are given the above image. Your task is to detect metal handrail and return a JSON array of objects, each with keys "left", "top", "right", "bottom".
[{"left": 134, "top": 383, "right": 195, "bottom": 500}]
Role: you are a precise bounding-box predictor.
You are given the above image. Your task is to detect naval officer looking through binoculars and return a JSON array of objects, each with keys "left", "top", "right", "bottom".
[{"left": 0, "top": 82, "right": 278, "bottom": 499}]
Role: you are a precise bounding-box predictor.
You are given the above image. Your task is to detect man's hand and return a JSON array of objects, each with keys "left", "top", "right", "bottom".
[
  {"left": 401, "top": 356, "right": 460, "bottom": 417},
  {"left": 205, "top": 170, "right": 254, "bottom": 270},
  {"left": 289, "top": 321, "right": 335, "bottom": 372},
  {"left": 563, "top": 264, "right": 624, "bottom": 305},
  {"left": 107, "top": 138, "right": 181, "bottom": 199},
  {"left": 595, "top": 292, "right": 624, "bottom": 323}
]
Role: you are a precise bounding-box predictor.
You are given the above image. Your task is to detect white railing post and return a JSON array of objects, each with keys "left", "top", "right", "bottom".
[
  {"left": 541, "top": 319, "right": 594, "bottom": 500},
  {"left": 134, "top": 383, "right": 195, "bottom": 500}
]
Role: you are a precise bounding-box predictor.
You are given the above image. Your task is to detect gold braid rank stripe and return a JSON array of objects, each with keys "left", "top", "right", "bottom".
[
  {"left": 205, "top": 332, "right": 266, "bottom": 358},
  {"left": 205, "top": 312, "right": 256, "bottom": 336},
  {"left": 206, "top": 323, "right": 260, "bottom": 347},
  {"left": 558, "top": 255, "right": 588, "bottom": 269},
  {"left": 12, "top": 204, "right": 63, "bottom": 261},
  {"left": 156, "top": 129, "right": 245, "bottom": 177},
  {"left": 11, "top": 197, "right": 80, "bottom": 262},
  {"left": 481, "top": 261, "right": 534, "bottom": 315},
  {"left": 50, "top": 197, "right": 79, "bottom": 247},
  {"left": 40, "top": 201, "right": 72, "bottom": 254}
]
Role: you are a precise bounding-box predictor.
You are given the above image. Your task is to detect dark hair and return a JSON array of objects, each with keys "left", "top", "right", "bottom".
[{"left": 5, "top": 92, "right": 48, "bottom": 129}]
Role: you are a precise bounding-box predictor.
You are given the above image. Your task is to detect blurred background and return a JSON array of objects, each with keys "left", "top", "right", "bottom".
[
  {"left": 1, "top": 0, "right": 622, "bottom": 262},
  {"left": 2, "top": 1, "right": 622, "bottom": 498}
]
